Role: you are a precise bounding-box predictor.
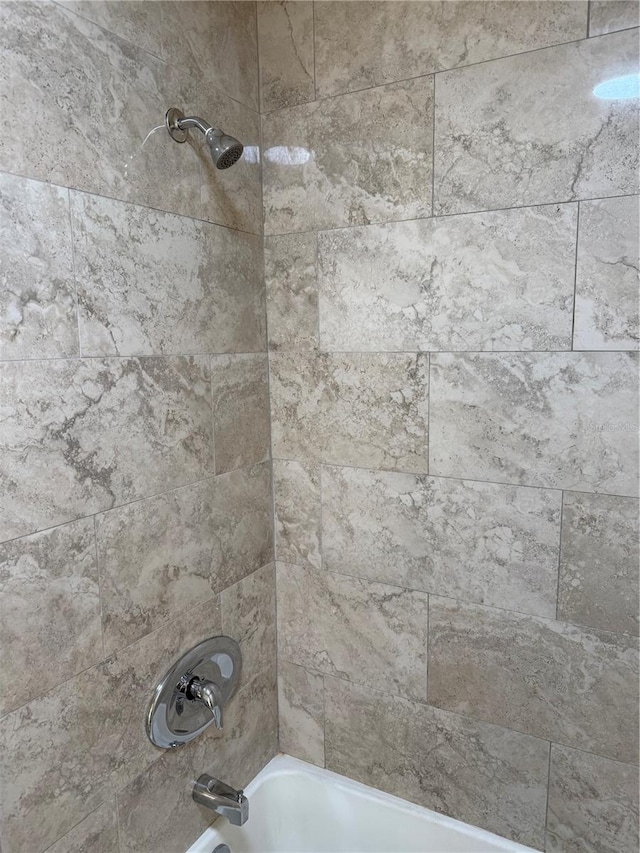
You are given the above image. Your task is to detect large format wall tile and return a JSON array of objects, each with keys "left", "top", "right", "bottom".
[
  {"left": 277, "top": 562, "right": 428, "bottom": 701},
  {"left": 428, "top": 597, "right": 639, "bottom": 763},
  {"left": 263, "top": 76, "right": 433, "bottom": 234},
  {"left": 273, "top": 459, "right": 321, "bottom": 569},
  {"left": 574, "top": 196, "right": 639, "bottom": 351},
  {"left": 211, "top": 354, "right": 270, "bottom": 474},
  {"left": 0, "top": 356, "right": 213, "bottom": 543},
  {"left": 314, "top": 1, "right": 587, "bottom": 98},
  {"left": 265, "top": 232, "right": 318, "bottom": 352},
  {"left": 0, "top": 1, "right": 202, "bottom": 220},
  {"left": 546, "top": 744, "right": 640, "bottom": 853},
  {"left": 429, "top": 351, "right": 639, "bottom": 496},
  {"left": 71, "top": 193, "right": 265, "bottom": 357},
  {"left": 558, "top": 492, "right": 639, "bottom": 636},
  {"left": 434, "top": 31, "right": 640, "bottom": 214},
  {"left": 589, "top": 0, "right": 639, "bottom": 35},
  {"left": 46, "top": 800, "right": 119, "bottom": 853},
  {"left": 0, "top": 174, "right": 77, "bottom": 360},
  {"left": 0, "top": 519, "right": 101, "bottom": 715},
  {"left": 325, "top": 677, "right": 549, "bottom": 849},
  {"left": 278, "top": 661, "right": 325, "bottom": 767},
  {"left": 270, "top": 352, "right": 429, "bottom": 472},
  {"left": 322, "top": 466, "right": 561, "bottom": 617},
  {"left": 318, "top": 205, "right": 577, "bottom": 352},
  {"left": 258, "top": 1, "right": 315, "bottom": 112}
]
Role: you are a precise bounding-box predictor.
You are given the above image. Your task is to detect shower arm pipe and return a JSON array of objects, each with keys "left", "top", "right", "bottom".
[{"left": 175, "top": 115, "right": 221, "bottom": 137}]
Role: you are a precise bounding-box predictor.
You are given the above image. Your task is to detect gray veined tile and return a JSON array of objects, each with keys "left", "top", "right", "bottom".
[
  {"left": 574, "top": 195, "right": 639, "bottom": 351},
  {"left": 428, "top": 596, "right": 639, "bottom": 763},
  {"left": 589, "top": 0, "right": 640, "bottom": 35},
  {"left": 211, "top": 354, "right": 270, "bottom": 474},
  {"left": 322, "top": 466, "right": 561, "bottom": 618},
  {"left": 0, "top": 356, "right": 213, "bottom": 543},
  {"left": 258, "top": 1, "right": 315, "bottom": 112},
  {"left": 45, "top": 799, "right": 119, "bottom": 853},
  {"left": 265, "top": 232, "right": 318, "bottom": 352},
  {"left": 277, "top": 562, "right": 428, "bottom": 702},
  {"left": 546, "top": 744, "right": 640, "bottom": 853},
  {"left": 434, "top": 30, "right": 640, "bottom": 214},
  {"left": 0, "top": 173, "right": 78, "bottom": 360},
  {"left": 325, "top": 677, "right": 549, "bottom": 850},
  {"left": 278, "top": 661, "right": 325, "bottom": 767},
  {"left": 314, "top": 0, "right": 588, "bottom": 98},
  {"left": 318, "top": 204, "right": 577, "bottom": 352},
  {"left": 270, "top": 351, "right": 429, "bottom": 473},
  {"left": 429, "top": 351, "right": 639, "bottom": 497},
  {"left": 262, "top": 76, "right": 433, "bottom": 235},
  {"left": 0, "top": 518, "right": 102, "bottom": 716},
  {"left": 71, "top": 192, "right": 265, "bottom": 357},
  {"left": 558, "top": 491, "right": 639, "bottom": 636},
  {"left": 273, "top": 459, "right": 321, "bottom": 569}
]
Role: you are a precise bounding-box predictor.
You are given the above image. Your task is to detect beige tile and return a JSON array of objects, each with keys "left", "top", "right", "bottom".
[
  {"left": 0, "top": 174, "right": 77, "bottom": 360},
  {"left": 325, "top": 677, "right": 549, "bottom": 849},
  {"left": 45, "top": 800, "right": 119, "bottom": 853},
  {"left": 71, "top": 192, "right": 265, "bottom": 357},
  {"left": 263, "top": 76, "right": 433, "bottom": 234},
  {"left": 558, "top": 492, "right": 639, "bottom": 636},
  {"left": 318, "top": 204, "right": 577, "bottom": 352},
  {"left": 434, "top": 31, "right": 640, "bottom": 214},
  {"left": 589, "top": 0, "right": 639, "bottom": 34},
  {"left": 547, "top": 744, "right": 640, "bottom": 853},
  {"left": 57, "top": 1, "right": 166, "bottom": 59},
  {"left": 270, "top": 352, "right": 429, "bottom": 472},
  {"left": 278, "top": 661, "right": 325, "bottom": 767},
  {"left": 428, "top": 597, "right": 639, "bottom": 763},
  {"left": 273, "top": 459, "right": 321, "bottom": 569},
  {"left": 265, "top": 232, "right": 318, "bottom": 352},
  {"left": 277, "top": 562, "right": 428, "bottom": 701},
  {"left": 322, "top": 466, "right": 561, "bottom": 618},
  {"left": 0, "top": 519, "right": 102, "bottom": 715},
  {"left": 315, "top": 0, "right": 587, "bottom": 98},
  {"left": 429, "top": 351, "right": 639, "bottom": 497},
  {"left": 211, "top": 354, "right": 270, "bottom": 474},
  {"left": 574, "top": 196, "right": 639, "bottom": 351},
  {"left": 258, "top": 1, "right": 314, "bottom": 111},
  {"left": 0, "top": 356, "right": 213, "bottom": 543}
]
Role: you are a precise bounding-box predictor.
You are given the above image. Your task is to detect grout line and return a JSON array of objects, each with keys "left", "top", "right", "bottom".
[
  {"left": 555, "top": 491, "right": 566, "bottom": 621},
  {"left": 66, "top": 187, "right": 83, "bottom": 358},
  {"left": 587, "top": 0, "right": 592, "bottom": 38},
  {"left": 311, "top": 0, "right": 318, "bottom": 102},
  {"left": 544, "top": 739, "right": 554, "bottom": 842},
  {"left": 0, "top": 348, "right": 270, "bottom": 365},
  {"left": 570, "top": 202, "right": 581, "bottom": 351},
  {"left": 431, "top": 74, "right": 436, "bottom": 216},
  {"left": 93, "top": 515, "right": 107, "bottom": 662}
]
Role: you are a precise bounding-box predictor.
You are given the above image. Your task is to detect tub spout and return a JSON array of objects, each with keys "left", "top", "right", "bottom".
[{"left": 193, "top": 774, "right": 249, "bottom": 826}]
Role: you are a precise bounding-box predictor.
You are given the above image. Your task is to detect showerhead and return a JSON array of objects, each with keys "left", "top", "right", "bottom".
[{"left": 165, "top": 107, "right": 244, "bottom": 170}]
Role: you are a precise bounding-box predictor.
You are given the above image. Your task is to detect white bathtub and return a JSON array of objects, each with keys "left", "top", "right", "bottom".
[{"left": 186, "top": 754, "right": 537, "bottom": 853}]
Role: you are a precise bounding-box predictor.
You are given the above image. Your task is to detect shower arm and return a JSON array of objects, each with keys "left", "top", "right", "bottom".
[{"left": 175, "top": 115, "right": 223, "bottom": 138}]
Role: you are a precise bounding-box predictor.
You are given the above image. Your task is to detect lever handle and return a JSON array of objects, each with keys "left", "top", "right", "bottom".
[{"left": 187, "top": 678, "right": 224, "bottom": 729}]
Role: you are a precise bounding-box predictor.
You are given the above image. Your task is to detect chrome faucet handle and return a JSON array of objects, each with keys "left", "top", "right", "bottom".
[{"left": 187, "top": 678, "right": 224, "bottom": 729}]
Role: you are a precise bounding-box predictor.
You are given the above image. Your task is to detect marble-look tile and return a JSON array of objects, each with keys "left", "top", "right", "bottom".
[
  {"left": 318, "top": 204, "right": 577, "bottom": 352},
  {"left": 314, "top": 1, "right": 587, "bottom": 98},
  {"left": 211, "top": 354, "right": 270, "bottom": 474},
  {"left": 265, "top": 232, "right": 318, "bottom": 351},
  {"left": 590, "top": 0, "right": 639, "bottom": 34},
  {"left": 278, "top": 661, "right": 325, "bottom": 767},
  {"left": 0, "top": 356, "right": 213, "bottom": 543},
  {"left": 277, "top": 562, "right": 428, "bottom": 701},
  {"left": 558, "top": 492, "right": 639, "bottom": 636},
  {"left": 57, "top": 1, "right": 166, "bottom": 59},
  {"left": 546, "top": 744, "right": 640, "bottom": 853},
  {"left": 263, "top": 76, "right": 433, "bottom": 235},
  {"left": 0, "top": 174, "right": 77, "bottom": 360},
  {"left": 0, "top": 519, "right": 101, "bottom": 715},
  {"left": 322, "top": 466, "right": 561, "bottom": 618},
  {"left": 258, "top": 1, "right": 314, "bottom": 112},
  {"left": 434, "top": 31, "right": 640, "bottom": 215},
  {"left": 574, "top": 196, "right": 639, "bottom": 350},
  {"left": 161, "top": 1, "right": 259, "bottom": 112},
  {"left": 0, "top": 599, "right": 221, "bottom": 853},
  {"left": 222, "top": 564, "right": 276, "bottom": 690},
  {"left": 429, "top": 352, "right": 639, "bottom": 497},
  {"left": 71, "top": 192, "right": 265, "bottom": 357},
  {"left": 325, "top": 677, "right": 549, "bottom": 849},
  {"left": 270, "top": 352, "right": 429, "bottom": 472},
  {"left": 0, "top": 1, "right": 202, "bottom": 220},
  {"left": 428, "top": 597, "right": 639, "bottom": 763},
  {"left": 273, "top": 459, "right": 321, "bottom": 569},
  {"left": 45, "top": 800, "right": 119, "bottom": 853}
]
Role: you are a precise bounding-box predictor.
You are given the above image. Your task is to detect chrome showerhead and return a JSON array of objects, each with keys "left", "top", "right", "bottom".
[{"left": 165, "top": 107, "right": 244, "bottom": 170}]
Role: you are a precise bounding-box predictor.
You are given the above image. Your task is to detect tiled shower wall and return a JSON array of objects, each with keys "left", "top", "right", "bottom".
[
  {"left": 0, "top": 3, "right": 278, "bottom": 852},
  {"left": 259, "top": 2, "right": 640, "bottom": 851}
]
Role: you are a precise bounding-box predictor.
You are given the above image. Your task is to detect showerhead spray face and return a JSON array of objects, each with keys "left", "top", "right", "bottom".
[{"left": 165, "top": 108, "right": 244, "bottom": 170}]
